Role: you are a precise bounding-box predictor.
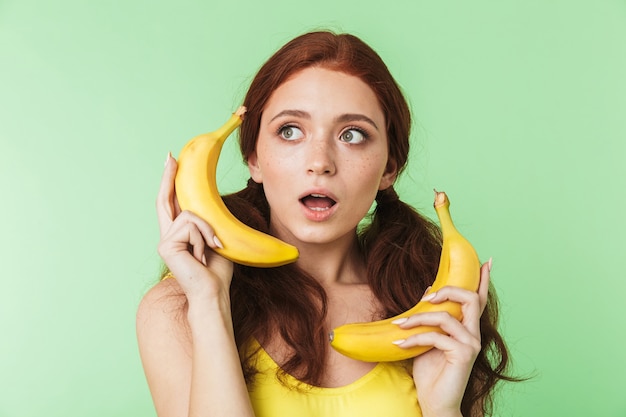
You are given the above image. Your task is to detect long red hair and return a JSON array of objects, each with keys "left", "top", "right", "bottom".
[{"left": 191, "top": 31, "right": 514, "bottom": 417}]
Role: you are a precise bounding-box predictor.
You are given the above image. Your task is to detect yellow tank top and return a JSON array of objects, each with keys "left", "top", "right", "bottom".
[{"left": 245, "top": 339, "right": 423, "bottom": 417}]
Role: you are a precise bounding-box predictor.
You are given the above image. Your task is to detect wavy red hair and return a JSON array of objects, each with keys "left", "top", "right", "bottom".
[{"left": 180, "top": 31, "right": 517, "bottom": 417}]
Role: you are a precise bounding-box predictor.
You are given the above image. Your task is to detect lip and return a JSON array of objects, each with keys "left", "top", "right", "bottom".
[{"left": 298, "top": 188, "right": 339, "bottom": 222}]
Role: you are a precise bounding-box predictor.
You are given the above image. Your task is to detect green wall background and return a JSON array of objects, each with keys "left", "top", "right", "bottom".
[{"left": 1, "top": 0, "right": 624, "bottom": 416}]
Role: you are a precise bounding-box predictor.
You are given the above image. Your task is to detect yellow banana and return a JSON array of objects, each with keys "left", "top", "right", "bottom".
[
  {"left": 175, "top": 106, "right": 299, "bottom": 267},
  {"left": 329, "top": 190, "right": 480, "bottom": 362}
]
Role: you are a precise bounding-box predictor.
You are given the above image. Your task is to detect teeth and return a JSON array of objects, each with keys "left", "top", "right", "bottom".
[
  {"left": 310, "top": 193, "right": 327, "bottom": 198},
  {"left": 309, "top": 206, "right": 329, "bottom": 211}
]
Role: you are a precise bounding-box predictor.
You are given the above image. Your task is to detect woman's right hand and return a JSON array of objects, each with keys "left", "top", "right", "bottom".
[{"left": 156, "top": 153, "right": 234, "bottom": 303}]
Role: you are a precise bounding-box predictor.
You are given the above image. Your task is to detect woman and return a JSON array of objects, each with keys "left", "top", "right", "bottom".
[{"left": 137, "top": 31, "right": 514, "bottom": 417}]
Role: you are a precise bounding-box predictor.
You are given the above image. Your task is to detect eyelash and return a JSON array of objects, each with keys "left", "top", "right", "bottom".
[
  {"left": 342, "top": 125, "right": 371, "bottom": 143},
  {"left": 275, "top": 124, "right": 372, "bottom": 143},
  {"left": 276, "top": 123, "right": 299, "bottom": 137}
]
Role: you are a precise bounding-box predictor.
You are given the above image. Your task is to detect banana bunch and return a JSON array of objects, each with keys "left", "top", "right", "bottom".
[
  {"left": 329, "top": 190, "right": 480, "bottom": 362},
  {"left": 175, "top": 106, "right": 299, "bottom": 267}
]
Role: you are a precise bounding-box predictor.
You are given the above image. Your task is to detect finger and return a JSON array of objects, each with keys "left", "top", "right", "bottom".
[
  {"left": 156, "top": 153, "right": 178, "bottom": 234},
  {"left": 418, "top": 286, "right": 480, "bottom": 309},
  {"left": 187, "top": 225, "right": 208, "bottom": 263},
  {"left": 395, "top": 331, "right": 480, "bottom": 364},
  {"left": 478, "top": 259, "right": 492, "bottom": 311},
  {"left": 397, "top": 311, "right": 478, "bottom": 347},
  {"left": 158, "top": 214, "right": 215, "bottom": 268},
  {"left": 163, "top": 210, "right": 222, "bottom": 252},
  {"left": 173, "top": 191, "right": 182, "bottom": 218},
  {"left": 410, "top": 285, "right": 482, "bottom": 336},
  {"left": 181, "top": 211, "right": 222, "bottom": 250}
]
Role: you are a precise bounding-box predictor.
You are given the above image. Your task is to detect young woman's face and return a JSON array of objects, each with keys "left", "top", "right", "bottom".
[{"left": 248, "top": 67, "right": 397, "bottom": 247}]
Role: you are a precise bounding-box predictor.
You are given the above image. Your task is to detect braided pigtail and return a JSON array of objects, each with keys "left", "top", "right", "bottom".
[
  {"left": 360, "top": 187, "right": 442, "bottom": 317},
  {"left": 222, "top": 178, "right": 270, "bottom": 231},
  {"left": 223, "top": 179, "right": 329, "bottom": 388}
]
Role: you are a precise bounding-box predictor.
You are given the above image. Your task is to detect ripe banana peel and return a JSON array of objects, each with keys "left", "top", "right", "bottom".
[
  {"left": 175, "top": 106, "right": 299, "bottom": 267},
  {"left": 329, "top": 190, "right": 480, "bottom": 362}
]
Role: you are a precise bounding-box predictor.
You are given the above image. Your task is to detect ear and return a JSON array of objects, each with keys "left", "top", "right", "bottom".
[
  {"left": 378, "top": 159, "right": 398, "bottom": 190},
  {"left": 247, "top": 151, "right": 263, "bottom": 183}
]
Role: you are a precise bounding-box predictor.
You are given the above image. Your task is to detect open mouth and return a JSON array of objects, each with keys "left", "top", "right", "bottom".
[{"left": 300, "top": 193, "right": 337, "bottom": 211}]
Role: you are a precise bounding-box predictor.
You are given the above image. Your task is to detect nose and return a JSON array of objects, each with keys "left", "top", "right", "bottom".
[{"left": 306, "top": 137, "right": 336, "bottom": 176}]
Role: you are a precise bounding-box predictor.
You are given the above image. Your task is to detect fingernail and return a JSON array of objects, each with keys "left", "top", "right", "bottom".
[
  {"left": 213, "top": 236, "right": 224, "bottom": 249},
  {"left": 164, "top": 151, "right": 172, "bottom": 167},
  {"left": 391, "top": 317, "right": 408, "bottom": 325},
  {"left": 392, "top": 339, "right": 406, "bottom": 346},
  {"left": 488, "top": 257, "right": 493, "bottom": 272},
  {"left": 421, "top": 292, "right": 436, "bottom": 302},
  {"left": 201, "top": 253, "right": 207, "bottom": 266}
]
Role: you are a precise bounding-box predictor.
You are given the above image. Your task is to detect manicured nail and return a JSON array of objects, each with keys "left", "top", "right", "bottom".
[
  {"left": 164, "top": 151, "right": 172, "bottom": 167},
  {"left": 488, "top": 257, "right": 493, "bottom": 272},
  {"left": 392, "top": 317, "right": 408, "bottom": 325},
  {"left": 213, "top": 236, "right": 224, "bottom": 249},
  {"left": 201, "top": 253, "right": 207, "bottom": 266},
  {"left": 392, "top": 339, "right": 406, "bottom": 345},
  {"left": 421, "top": 292, "right": 437, "bottom": 302}
]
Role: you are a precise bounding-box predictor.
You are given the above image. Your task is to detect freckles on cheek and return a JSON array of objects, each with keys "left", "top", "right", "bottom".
[
  {"left": 358, "top": 158, "right": 379, "bottom": 177},
  {"left": 262, "top": 155, "right": 290, "bottom": 182},
  {"left": 359, "top": 157, "right": 390, "bottom": 189}
]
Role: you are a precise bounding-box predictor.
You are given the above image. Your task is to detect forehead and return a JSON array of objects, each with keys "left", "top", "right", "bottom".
[{"left": 263, "top": 67, "right": 385, "bottom": 123}]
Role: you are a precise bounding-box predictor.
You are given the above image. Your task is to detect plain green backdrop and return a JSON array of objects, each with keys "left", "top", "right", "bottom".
[{"left": 1, "top": 0, "right": 625, "bottom": 416}]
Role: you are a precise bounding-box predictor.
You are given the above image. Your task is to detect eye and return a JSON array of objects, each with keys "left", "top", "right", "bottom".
[
  {"left": 278, "top": 125, "right": 304, "bottom": 141},
  {"left": 339, "top": 128, "right": 367, "bottom": 144}
]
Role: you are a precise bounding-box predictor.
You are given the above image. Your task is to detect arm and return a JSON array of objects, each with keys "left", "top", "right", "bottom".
[
  {"left": 136, "top": 278, "right": 254, "bottom": 417},
  {"left": 136, "top": 154, "right": 255, "bottom": 417}
]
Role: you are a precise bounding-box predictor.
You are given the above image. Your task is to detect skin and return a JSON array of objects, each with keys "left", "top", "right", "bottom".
[
  {"left": 136, "top": 66, "right": 491, "bottom": 417},
  {"left": 248, "top": 67, "right": 397, "bottom": 279}
]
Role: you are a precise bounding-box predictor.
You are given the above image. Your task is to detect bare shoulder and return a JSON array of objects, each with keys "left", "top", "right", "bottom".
[
  {"left": 136, "top": 278, "right": 191, "bottom": 352},
  {"left": 137, "top": 278, "right": 186, "bottom": 325},
  {"left": 136, "top": 279, "right": 193, "bottom": 414}
]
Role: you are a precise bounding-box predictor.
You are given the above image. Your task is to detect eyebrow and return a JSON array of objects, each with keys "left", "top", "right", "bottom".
[
  {"left": 335, "top": 113, "right": 379, "bottom": 131},
  {"left": 270, "top": 109, "right": 310, "bottom": 122},
  {"left": 269, "top": 110, "right": 380, "bottom": 131}
]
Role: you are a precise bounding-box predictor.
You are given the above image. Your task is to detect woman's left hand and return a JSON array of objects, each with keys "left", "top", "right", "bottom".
[{"left": 394, "top": 261, "right": 491, "bottom": 417}]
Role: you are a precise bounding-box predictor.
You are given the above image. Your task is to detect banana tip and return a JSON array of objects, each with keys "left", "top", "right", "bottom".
[{"left": 328, "top": 331, "right": 334, "bottom": 343}]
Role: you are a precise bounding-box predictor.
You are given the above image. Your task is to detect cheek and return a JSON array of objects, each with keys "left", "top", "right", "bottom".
[
  {"left": 259, "top": 153, "right": 288, "bottom": 182},
  {"left": 355, "top": 156, "right": 389, "bottom": 189},
  {"left": 257, "top": 147, "right": 298, "bottom": 194}
]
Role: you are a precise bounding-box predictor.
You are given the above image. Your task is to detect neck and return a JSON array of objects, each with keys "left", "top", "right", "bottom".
[{"left": 294, "top": 236, "right": 367, "bottom": 286}]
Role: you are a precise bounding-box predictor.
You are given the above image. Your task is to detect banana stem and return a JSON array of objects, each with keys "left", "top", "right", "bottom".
[
  {"left": 234, "top": 105, "right": 247, "bottom": 119},
  {"left": 210, "top": 107, "right": 247, "bottom": 143},
  {"left": 433, "top": 189, "right": 449, "bottom": 209},
  {"left": 433, "top": 189, "right": 456, "bottom": 236}
]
